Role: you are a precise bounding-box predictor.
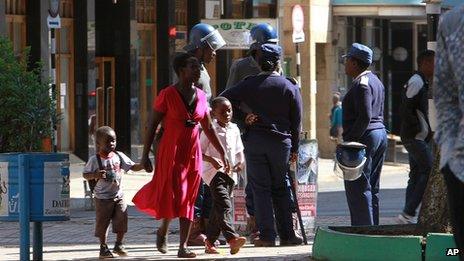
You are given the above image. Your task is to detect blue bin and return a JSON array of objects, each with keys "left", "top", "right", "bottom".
[{"left": 0, "top": 153, "right": 70, "bottom": 222}]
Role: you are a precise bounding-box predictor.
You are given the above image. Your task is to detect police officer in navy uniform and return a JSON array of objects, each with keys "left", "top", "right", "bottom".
[
  {"left": 221, "top": 43, "right": 303, "bottom": 247},
  {"left": 225, "top": 23, "right": 278, "bottom": 89},
  {"left": 342, "top": 43, "right": 388, "bottom": 226},
  {"left": 225, "top": 23, "right": 279, "bottom": 242},
  {"left": 184, "top": 23, "right": 226, "bottom": 245}
]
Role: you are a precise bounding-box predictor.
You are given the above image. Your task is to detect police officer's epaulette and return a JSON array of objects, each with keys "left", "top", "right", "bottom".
[
  {"left": 359, "top": 75, "right": 369, "bottom": 86},
  {"left": 286, "top": 77, "right": 298, "bottom": 85}
]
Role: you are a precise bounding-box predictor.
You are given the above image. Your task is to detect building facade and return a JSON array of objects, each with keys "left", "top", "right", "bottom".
[{"left": 2, "top": 0, "right": 457, "bottom": 160}]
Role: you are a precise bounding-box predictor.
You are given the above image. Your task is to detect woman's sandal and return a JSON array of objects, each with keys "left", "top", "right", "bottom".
[
  {"left": 156, "top": 229, "right": 168, "bottom": 254},
  {"left": 177, "top": 247, "right": 197, "bottom": 258}
]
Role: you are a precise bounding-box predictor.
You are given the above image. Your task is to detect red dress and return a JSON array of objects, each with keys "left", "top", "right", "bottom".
[{"left": 133, "top": 86, "right": 208, "bottom": 220}]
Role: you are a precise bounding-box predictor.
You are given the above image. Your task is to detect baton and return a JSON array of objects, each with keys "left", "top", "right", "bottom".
[{"left": 288, "top": 161, "right": 308, "bottom": 245}]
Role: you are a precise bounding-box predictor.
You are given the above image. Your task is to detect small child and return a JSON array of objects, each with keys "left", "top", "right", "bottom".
[
  {"left": 83, "top": 126, "right": 143, "bottom": 259},
  {"left": 200, "top": 97, "right": 247, "bottom": 255}
]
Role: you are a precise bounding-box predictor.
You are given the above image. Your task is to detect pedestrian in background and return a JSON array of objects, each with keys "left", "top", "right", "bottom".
[
  {"left": 132, "top": 53, "right": 229, "bottom": 258},
  {"left": 83, "top": 126, "right": 143, "bottom": 259},
  {"left": 200, "top": 97, "right": 247, "bottom": 255},
  {"left": 330, "top": 92, "right": 343, "bottom": 141},
  {"left": 398, "top": 50, "right": 435, "bottom": 224},
  {"left": 342, "top": 43, "right": 387, "bottom": 226},
  {"left": 221, "top": 43, "right": 303, "bottom": 247},
  {"left": 184, "top": 22, "right": 227, "bottom": 246},
  {"left": 433, "top": 5, "right": 464, "bottom": 260}
]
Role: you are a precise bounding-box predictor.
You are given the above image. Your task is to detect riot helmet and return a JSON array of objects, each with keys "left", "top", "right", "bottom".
[
  {"left": 250, "top": 23, "right": 278, "bottom": 50},
  {"left": 335, "top": 142, "right": 367, "bottom": 181},
  {"left": 184, "top": 23, "right": 226, "bottom": 52}
]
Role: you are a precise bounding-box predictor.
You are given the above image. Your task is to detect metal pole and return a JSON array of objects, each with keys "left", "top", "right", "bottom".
[
  {"left": 51, "top": 28, "right": 57, "bottom": 153},
  {"left": 425, "top": 0, "right": 441, "bottom": 132},
  {"left": 19, "top": 155, "right": 30, "bottom": 261},
  {"left": 33, "top": 222, "right": 43, "bottom": 260},
  {"left": 295, "top": 43, "right": 301, "bottom": 86}
]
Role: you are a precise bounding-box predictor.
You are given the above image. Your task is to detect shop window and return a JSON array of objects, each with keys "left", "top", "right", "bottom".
[
  {"left": 136, "top": 1, "right": 157, "bottom": 144},
  {"left": 136, "top": 0, "right": 156, "bottom": 24},
  {"left": 5, "top": 0, "right": 26, "bottom": 56},
  {"left": 253, "top": 0, "right": 277, "bottom": 18},
  {"left": 175, "top": 0, "right": 187, "bottom": 26},
  {"left": 5, "top": 0, "right": 26, "bottom": 15},
  {"left": 59, "top": 0, "right": 74, "bottom": 18}
]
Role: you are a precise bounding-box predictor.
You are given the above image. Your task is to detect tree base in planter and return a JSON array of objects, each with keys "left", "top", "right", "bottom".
[{"left": 313, "top": 225, "right": 457, "bottom": 261}]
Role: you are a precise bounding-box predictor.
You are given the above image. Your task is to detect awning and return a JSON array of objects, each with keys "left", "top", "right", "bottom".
[
  {"left": 332, "top": 0, "right": 460, "bottom": 8},
  {"left": 332, "top": 0, "right": 460, "bottom": 17}
]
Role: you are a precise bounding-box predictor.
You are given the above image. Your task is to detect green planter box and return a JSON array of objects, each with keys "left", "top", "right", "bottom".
[
  {"left": 425, "top": 233, "right": 458, "bottom": 261},
  {"left": 313, "top": 227, "right": 423, "bottom": 261}
]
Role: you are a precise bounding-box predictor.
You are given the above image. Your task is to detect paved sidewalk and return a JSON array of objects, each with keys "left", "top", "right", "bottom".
[{"left": 0, "top": 156, "right": 407, "bottom": 260}]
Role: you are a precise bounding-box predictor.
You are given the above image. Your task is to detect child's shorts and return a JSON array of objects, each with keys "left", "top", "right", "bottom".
[{"left": 95, "top": 197, "right": 128, "bottom": 238}]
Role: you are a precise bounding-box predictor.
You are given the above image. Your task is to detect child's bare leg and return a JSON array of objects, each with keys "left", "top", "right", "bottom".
[
  {"left": 98, "top": 233, "right": 107, "bottom": 245},
  {"left": 116, "top": 232, "right": 124, "bottom": 243},
  {"left": 158, "top": 218, "right": 171, "bottom": 236}
]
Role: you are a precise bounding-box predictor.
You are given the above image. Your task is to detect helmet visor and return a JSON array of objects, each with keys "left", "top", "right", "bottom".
[{"left": 201, "top": 29, "right": 226, "bottom": 51}]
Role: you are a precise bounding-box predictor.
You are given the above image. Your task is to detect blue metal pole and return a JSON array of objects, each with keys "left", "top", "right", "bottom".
[
  {"left": 18, "top": 154, "right": 30, "bottom": 261},
  {"left": 33, "top": 222, "right": 42, "bottom": 260}
]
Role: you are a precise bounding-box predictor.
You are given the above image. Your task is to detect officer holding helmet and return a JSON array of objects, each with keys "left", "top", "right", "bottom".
[
  {"left": 221, "top": 43, "right": 303, "bottom": 247},
  {"left": 340, "top": 43, "right": 387, "bottom": 226},
  {"left": 184, "top": 23, "right": 227, "bottom": 246}
]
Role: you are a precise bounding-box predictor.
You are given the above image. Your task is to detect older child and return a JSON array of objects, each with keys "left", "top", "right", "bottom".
[
  {"left": 200, "top": 97, "right": 247, "bottom": 255},
  {"left": 83, "top": 126, "right": 143, "bottom": 259}
]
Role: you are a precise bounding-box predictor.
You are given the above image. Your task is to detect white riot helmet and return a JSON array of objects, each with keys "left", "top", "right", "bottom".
[{"left": 335, "top": 142, "right": 367, "bottom": 181}]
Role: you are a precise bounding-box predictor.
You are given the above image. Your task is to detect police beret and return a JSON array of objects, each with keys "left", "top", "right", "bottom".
[
  {"left": 260, "top": 43, "right": 282, "bottom": 61},
  {"left": 344, "top": 43, "right": 373, "bottom": 65}
]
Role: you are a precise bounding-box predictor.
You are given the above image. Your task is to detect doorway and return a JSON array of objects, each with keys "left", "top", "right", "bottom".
[{"left": 95, "top": 57, "right": 116, "bottom": 129}]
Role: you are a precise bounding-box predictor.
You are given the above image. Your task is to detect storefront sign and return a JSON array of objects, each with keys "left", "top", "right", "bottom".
[
  {"left": 0, "top": 163, "right": 8, "bottom": 216},
  {"left": 233, "top": 188, "right": 247, "bottom": 225},
  {"left": 201, "top": 19, "right": 278, "bottom": 50},
  {"left": 43, "top": 162, "right": 70, "bottom": 216},
  {"left": 292, "top": 5, "right": 305, "bottom": 43}
]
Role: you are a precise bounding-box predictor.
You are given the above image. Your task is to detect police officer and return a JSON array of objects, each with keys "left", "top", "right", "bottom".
[
  {"left": 225, "top": 23, "right": 278, "bottom": 89},
  {"left": 221, "top": 44, "right": 303, "bottom": 247},
  {"left": 184, "top": 23, "right": 226, "bottom": 101},
  {"left": 342, "top": 43, "right": 388, "bottom": 226},
  {"left": 184, "top": 23, "right": 226, "bottom": 245},
  {"left": 225, "top": 23, "right": 279, "bottom": 242}
]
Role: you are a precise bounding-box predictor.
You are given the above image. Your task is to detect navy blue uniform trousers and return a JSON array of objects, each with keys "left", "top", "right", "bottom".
[
  {"left": 245, "top": 132, "right": 294, "bottom": 241},
  {"left": 344, "top": 128, "right": 387, "bottom": 226}
]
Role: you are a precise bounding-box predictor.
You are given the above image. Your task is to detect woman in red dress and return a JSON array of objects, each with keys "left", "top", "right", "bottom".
[{"left": 133, "top": 53, "right": 229, "bottom": 258}]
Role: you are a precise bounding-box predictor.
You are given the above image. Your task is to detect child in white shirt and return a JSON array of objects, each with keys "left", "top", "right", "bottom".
[{"left": 200, "top": 97, "right": 247, "bottom": 255}]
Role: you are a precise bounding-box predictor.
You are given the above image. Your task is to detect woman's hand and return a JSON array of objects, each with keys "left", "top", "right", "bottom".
[
  {"left": 140, "top": 155, "right": 153, "bottom": 173},
  {"left": 209, "top": 157, "right": 224, "bottom": 170},
  {"left": 233, "top": 162, "right": 243, "bottom": 173},
  {"left": 245, "top": 113, "right": 258, "bottom": 125}
]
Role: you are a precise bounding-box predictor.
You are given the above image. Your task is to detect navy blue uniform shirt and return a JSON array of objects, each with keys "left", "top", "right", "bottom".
[
  {"left": 342, "top": 71, "right": 385, "bottom": 141},
  {"left": 220, "top": 72, "right": 303, "bottom": 153}
]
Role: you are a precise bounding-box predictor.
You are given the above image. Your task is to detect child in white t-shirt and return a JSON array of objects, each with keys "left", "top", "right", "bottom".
[{"left": 200, "top": 97, "right": 247, "bottom": 255}]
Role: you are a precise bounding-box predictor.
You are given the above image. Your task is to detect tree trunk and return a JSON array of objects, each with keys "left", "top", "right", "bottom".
[{"left": 416, "top": 144, "right": 451, "bottom": 235}]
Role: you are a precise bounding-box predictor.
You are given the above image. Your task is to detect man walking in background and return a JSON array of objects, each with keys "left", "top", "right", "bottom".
[{"left": 398, "top": 50, "right": 435, "bottom": 224}]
